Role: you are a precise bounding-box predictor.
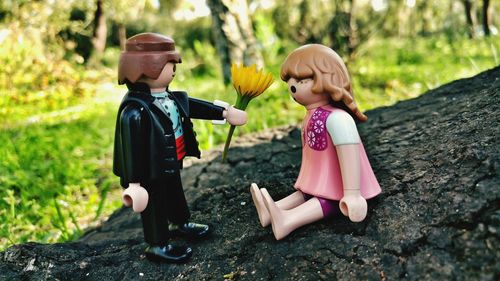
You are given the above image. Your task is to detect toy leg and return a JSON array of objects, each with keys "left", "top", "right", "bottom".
[
  {"left": 250, "top": 183, "right": 305, "bottom": 227},
  {"left": 140, "top": 182, "right": 170, "bottom": 246},
  {"left": 261, "top": 188, "right": 324, "bottom": 240},
  {"left": 140, "top": 174, "right": 193, "bottom": 263},
  {"left": 164, "top": 173, "right": 190, "bottom": 225}
]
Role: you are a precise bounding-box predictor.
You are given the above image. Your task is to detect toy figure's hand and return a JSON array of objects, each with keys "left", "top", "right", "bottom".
[
  {"left": 224, "top": 106, "right": 247, "bottom": 126},
  {"left": 339, "top": 190, "right": 367, "bottom": 222},
  {"left": 122, "top": 183, "right": 149, "bottom": 213}
]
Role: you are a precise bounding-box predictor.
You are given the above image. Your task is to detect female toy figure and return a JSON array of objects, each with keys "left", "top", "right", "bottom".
[
  {"left": 250, "top": 44, "right": 381, "bottom": 240},
  {"left": 114, "top": 33, "right": 247, "bottom": 262}
]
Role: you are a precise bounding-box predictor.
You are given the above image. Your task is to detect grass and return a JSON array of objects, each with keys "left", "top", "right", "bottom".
[
  {"left": 0, "top": 35, "right": 498, "bottom": 251},
  {"left": 0, "top": 90, "right": 123, "bottom": 248}
]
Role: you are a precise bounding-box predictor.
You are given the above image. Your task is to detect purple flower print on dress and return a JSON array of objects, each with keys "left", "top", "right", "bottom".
[{"left": 306, "top": 107, "right": 330, "bottom": 151}]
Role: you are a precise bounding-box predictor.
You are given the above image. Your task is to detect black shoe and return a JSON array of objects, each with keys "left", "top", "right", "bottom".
[
  {"left": 144, "top": 244, "right": 192, "bottom": 263},
  {"left": 170, "top": 222, "right": 211, "bottom": 240}
]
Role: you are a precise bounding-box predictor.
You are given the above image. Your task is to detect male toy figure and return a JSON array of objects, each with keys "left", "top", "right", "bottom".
[{"left": 113, "top": 33, "right": 247, "bottom": 263}]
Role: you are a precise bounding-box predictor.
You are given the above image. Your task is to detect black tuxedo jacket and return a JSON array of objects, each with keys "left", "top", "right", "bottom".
[{"left": 113, "top": 83, "right": 225, "bottom": 188}]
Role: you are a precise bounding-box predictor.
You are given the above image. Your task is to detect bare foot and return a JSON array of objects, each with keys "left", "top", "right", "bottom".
[
  {"left": 250, "top": 183, "right": 271, "bottom": 227},
  {"left": 260, "top": 188, "right": 291, "bottom": 240}
]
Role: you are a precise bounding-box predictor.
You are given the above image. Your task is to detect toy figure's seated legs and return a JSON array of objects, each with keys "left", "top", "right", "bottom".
[
  {"left": 302, "top": 193, "right": 340, "bottom": 219},
  {"left": 260, "top": 188, "right": 325, "bottom": 240},
  {"left": 276, "top": 191, "right": 307, "bottom": 209},
  {"left": 250, "top": 183, "right": 271, "bottom": 227},
  {"left": 250, "top": 183, "right": 306, "bottom": 227}
]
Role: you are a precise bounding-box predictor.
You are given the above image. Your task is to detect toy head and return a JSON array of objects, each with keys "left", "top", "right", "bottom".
[
  {"left": 280, "top": 44, "right": 367, "bottom": 121},
  {"left": 118, "top": 33, "right": 181, "bottom": 86}
]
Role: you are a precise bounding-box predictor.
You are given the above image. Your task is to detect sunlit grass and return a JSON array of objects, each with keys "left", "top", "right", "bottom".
[
  {"left": 0, "top": 99, "right": 123, "bottom": 249},
  {"left": 350, "top": 36, "right": 499, "bottom": 111},
  {"left": 0, "top": 35, "right": 498, "bottom": 251}
]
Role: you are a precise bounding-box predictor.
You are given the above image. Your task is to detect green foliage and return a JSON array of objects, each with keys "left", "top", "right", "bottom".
[
  {"left": 350, "top": 36, "right": 499, "bottom": 110},
  {"left": 0, "top": 99, "right": 123, "bottom": 249},
  {"left": 0, "top": 11, "right": 109, "bottom": 126}
]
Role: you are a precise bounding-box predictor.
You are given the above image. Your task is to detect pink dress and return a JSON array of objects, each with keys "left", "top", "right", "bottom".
[{"left": 294, "top": 105, "right": 381, "bottom": 201}]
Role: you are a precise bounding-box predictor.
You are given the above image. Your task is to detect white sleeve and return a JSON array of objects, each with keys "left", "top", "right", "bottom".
[
  {"left": 326, "top": 110, "right": 361, "bottom": 145},
  {"left": 212, "top": 100, "right": 228, "bottom": 125}
]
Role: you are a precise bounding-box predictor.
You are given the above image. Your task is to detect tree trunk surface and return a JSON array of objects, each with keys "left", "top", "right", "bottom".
[
  {"left": 207, "top": 0, "right": 263, "bottom": 85},
  {"left": 118, "top": 23, "right": 126, "bottom": 51},
  {"left": 1, "top": 67, "right": 499, "bottom": 280},
  {"left": 463, "top": 0, "right": 477, "bottom": 39},
  {"left": 92, "top": 0, "right": 107, "bottom": 55},
  {"left": 483, "top": 0, "right": 491, "bottom": 36}
]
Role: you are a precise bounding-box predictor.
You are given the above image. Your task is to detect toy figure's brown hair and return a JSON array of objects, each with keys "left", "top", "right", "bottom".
[
  {"left": 118, "top": 33, "right": 181, "bottom": 85},
  {"left": 280, "top": 44, "right": 367, "bottom": 122}
]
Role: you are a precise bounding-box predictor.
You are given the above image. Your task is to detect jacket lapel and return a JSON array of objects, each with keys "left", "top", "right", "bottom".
[
  {"left": 169, "top": 91, "right": 190, "bottom": 117},
  {"left": 151, "top": 99, "right": 173, "bottom": 126}
]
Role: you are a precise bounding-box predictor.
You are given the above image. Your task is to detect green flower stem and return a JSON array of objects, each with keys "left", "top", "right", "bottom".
[
  {"left": 221, "top": 124, "right": 236, "bottom": 162},
  {"left": 221, "top": 94, "right": 252, "bottom": 162}
]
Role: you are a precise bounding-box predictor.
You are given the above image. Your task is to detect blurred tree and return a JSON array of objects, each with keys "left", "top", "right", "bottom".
[
  {"left": 462, "top": 0, "right": 477, "bottom": 38},
  {"left": 329, "top": 0, "right": 358, "bottom": 57},
  {"left": 482, "top": 0, "right": 491, "bottom": 36},
  {"left": 330, "top": 0, "right": 389, "bottom": 59},
  {"left": 105, "top": 0, "right": 156, "bottom": 50},
  {"left": 271, "top": 0, "right": 389, "bottom": 58},
  {"left": 67, "top": 9, "right": 93, "bottom": 61},
  {"left": 155, "top": 0, "right": 182, "bottom": 39},
  {"left": 206, "top": 0, "right": 263, "bottom": 84},
  {"left": 92, "top": 0, "right": 107, "bottom": 56},
  {"left": 272, "top": 0, "right": 335, "bottom": 45},
  {"left": 417, "top": 0, "right": 431, "bottom": 36}
]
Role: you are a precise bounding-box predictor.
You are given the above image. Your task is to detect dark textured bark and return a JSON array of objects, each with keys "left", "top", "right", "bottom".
[
  {"left": 1, "top": 67, "right": 499, "bottom": 279},
  {"left": 463, "top": 0, "right": 477, "bottom": 38},
  {"left": 483, "top": 0, "right": 491, "bottom": 36},
  {"left": 206, "top": 0, "right": 263, "bottom": 85},
  {"left": 92, "top": 0, "right": 107, "bottom": 54}
]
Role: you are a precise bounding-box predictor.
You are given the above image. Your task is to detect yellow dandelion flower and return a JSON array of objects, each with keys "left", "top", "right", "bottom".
[
  {"left": 222, "top": 63, "right": 274, "bottom": 162},
  {"left": 231, "top": 64, "right": 273, "bottom": 99}
]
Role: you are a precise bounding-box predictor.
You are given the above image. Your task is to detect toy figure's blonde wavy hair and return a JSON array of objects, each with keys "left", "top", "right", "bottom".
[{"left": 280, "top": 44, "right": 367, "bottom": 122}]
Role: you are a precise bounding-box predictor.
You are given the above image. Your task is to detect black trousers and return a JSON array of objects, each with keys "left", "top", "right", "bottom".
[{"left": 140, "top": 171, "right": 190, "bottom": 246}]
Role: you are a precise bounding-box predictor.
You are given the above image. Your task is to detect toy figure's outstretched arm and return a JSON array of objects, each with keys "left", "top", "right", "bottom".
[
  {"left": 189, "top": 98, "right": 247, "bottom": 126},
  {"left": 188, "top": 98, "right": 226, "bottom": 120},
  {"left": 326, "top": 110, "right": 367, "bottom": 222},
  {"left": 119, "top": 104, "right": 149, "bottom": 212}
]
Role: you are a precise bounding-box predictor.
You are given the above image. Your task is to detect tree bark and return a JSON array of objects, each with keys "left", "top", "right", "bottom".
[
  {"left": 462, "top": 0, "right": 476, "bottom": 39},
  {"left": 207, "top": 0, "right": 263, "bottom": 85},
  {"left": 118, "top": 23, "right": 126, "bottom": 51},
  {"left": 328, "top": 0, "right": 358, "bottom": 58},
  {"left": 92, "top": 0, "right": 107, "bottom": 55},
  {"left": 347, "top": 0, "right": 358, "bottom": 57},
  {"left": 2, "top": 67, "right": 499, "bottom": 281},
  {"left": 483, "top": 0, "right": 491, "bottom": 36},
  {"left": 418, "top": 0, "right": 430, "bottom": 36}
]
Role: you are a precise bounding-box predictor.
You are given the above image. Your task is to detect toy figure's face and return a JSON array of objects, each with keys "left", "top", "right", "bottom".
[
  {"left": 287, "top": 77, "right": 329, "bottom": 107},
  {"left": 143, "top": 62, "right": 177, "bottom": 91}
]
